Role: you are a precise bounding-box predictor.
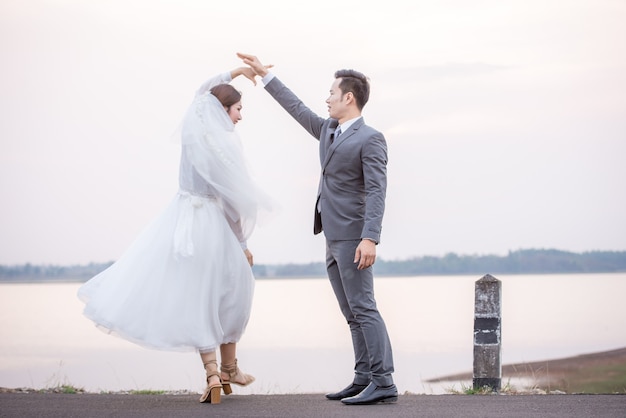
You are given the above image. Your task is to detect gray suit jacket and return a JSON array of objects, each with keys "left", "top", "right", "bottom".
[{"left": 265, "top": 77, "right": 387, "bottom": 243}]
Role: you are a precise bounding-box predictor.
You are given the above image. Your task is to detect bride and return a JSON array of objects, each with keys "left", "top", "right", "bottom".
[{"left": 78, "top": 64, "right": 272, "bottom": 404}]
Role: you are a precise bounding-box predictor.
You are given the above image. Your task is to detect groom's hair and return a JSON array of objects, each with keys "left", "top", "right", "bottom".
[
  {"left": 335, "top": 69, "right": 370, "bottom": 111},
  {"left": 211, "top": 84, "right": 242, "bottom": 110}
]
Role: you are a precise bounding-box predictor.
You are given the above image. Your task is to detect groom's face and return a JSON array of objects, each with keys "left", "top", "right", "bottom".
[{"left": 326, "top": 78, "right": 347, "bottom": 120}]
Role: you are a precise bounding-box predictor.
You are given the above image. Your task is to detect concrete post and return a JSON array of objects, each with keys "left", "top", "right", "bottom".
[{"left": 473, "top": 274, "right": 502, "bottom": 392}]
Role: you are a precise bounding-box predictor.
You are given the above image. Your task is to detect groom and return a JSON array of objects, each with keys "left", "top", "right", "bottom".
[{"left": 238, "top": 53, "right": 397, "bottom": 405}]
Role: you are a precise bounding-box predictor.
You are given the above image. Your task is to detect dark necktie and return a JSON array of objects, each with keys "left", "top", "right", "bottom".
[{"left": 331, "top": 126, "right": 342, "bottom": 143}]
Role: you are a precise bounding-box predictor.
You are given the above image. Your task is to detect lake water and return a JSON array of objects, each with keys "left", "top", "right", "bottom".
[{"left": 1, "top": 273, "right": 625, "bottom": 395}]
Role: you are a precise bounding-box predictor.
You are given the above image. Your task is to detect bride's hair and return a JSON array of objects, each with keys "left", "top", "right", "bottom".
[{"left": 210, "top": 84, "right": 242, "bottom": 110}]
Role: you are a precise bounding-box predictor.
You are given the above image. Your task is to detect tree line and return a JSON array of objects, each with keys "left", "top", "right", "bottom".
[
  {"left": 2, "top": 249, "right": 625, "bottom": 282},
  {"left": 254, "top": 249, "right": 626, "bottom": 278}
]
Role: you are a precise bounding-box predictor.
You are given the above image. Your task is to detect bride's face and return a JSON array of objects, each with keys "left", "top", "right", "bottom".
[{"left": 226, "top": 101, "right": 243, "bottom": 125}]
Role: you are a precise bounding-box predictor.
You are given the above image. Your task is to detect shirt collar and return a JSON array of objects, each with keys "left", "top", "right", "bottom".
[{"left": 338, "top": 116, "right": 361, "bottom": 133}]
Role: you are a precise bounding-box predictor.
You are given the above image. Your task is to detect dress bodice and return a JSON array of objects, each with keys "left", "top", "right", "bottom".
[{"left": 178, "top": 145, "right": 216, "bottom": 197}]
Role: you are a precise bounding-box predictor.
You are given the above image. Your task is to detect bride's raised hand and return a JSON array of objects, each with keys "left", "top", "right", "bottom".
[
  {"left": 241, "top": 67, "right": 258, "bottom": 85},
  {"left": 230, "top": 66, "right": 264, "bottom": 86}
]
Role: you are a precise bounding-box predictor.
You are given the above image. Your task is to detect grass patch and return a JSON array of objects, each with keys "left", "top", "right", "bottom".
[
  {"left": 432, "top": 347, "right": 626, "bottom": 394},
  {"left": 128, "top": 389, "right": 167, "bottom": 395},
  {"left": 57, "top": 385, "right": 82, "bottom": 394},
  {"left": 37, "top": 384, "right": 85, "bottom": 394},
  {"left": 461, "top": 385, "right": 495, "bottom": 395},
  {"left": 445, "top": 379, "right": 519, "bottom": 395},
  {"left": 544, "top": 362, "right": 626, "bottom": 394}
]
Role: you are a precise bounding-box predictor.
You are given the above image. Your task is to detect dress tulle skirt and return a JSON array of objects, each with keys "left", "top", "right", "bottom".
[{"left": 78, "top": 191, "right": 255, "bottom": 353}]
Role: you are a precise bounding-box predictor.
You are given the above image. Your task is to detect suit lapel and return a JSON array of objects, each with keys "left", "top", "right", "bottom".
[
  {"left": 322, "top": 118, "right": 363, "bottom": 170},
  {"left": 321, "top": 119, "right": 338, "bottom": 165}
]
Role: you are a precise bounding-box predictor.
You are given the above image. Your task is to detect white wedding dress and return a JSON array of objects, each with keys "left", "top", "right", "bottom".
[{"left": 78, "top": 73, "right": 270, "bottom": 353}]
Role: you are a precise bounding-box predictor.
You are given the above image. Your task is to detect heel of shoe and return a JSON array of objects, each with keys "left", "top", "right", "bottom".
[
  {"left": 199, "top": 359, "right": 223, "bottom": 404},
  {"left": 200, "top": 383, "right": 223, "bottom": 404},
  {"left": 222, "top": 382, "right": 233, "bottom": 395},
  {"left": 210, "top": 386, "right": 221, "bottom": 404},
  {"left": 220, "top": 358, "right": 255, "bottom": 395},
  {"left": 381, "top": 396, "right": 398, "bottom": 404}
]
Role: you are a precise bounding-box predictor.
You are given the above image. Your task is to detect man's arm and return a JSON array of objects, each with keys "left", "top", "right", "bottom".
[
  {"left": 361, "top": 132, "right": 388, "bottom": 243},
  {"left": 355, "top": 131, "right": 388, "bottom": 270},
  {"left": 264, "top": 76, "right": 326, "bottom": 139},
  {"left": 238, "top": 52, "right": 326, "bottom": 139}
]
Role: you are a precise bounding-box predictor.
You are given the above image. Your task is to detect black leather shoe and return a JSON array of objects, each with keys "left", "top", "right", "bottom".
[
  {"left": 325, "top": 383, "right": 368, "bottom": 400},
  {"left": 341, "top": 382, "right": 398, "bottom": 405}
]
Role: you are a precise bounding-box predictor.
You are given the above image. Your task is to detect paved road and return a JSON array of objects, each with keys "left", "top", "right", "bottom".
[{"left": 1, "top": 393, "right": 625, "bottom": 418}]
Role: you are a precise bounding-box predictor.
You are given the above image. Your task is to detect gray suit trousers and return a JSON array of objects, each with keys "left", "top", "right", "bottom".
[{"left": 325, "top": 239, "right": 395, "bottom": 387}]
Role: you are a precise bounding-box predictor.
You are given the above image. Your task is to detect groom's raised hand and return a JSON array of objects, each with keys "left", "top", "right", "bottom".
[{"left": 237, "top": 52, "right": 271, "bottom": 78}]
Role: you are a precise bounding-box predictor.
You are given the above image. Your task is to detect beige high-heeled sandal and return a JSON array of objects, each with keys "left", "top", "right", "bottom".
[
  {"left": 199, "top": 360, "right": 222, "bottom": 404},
  {"left": 221, "top": 359, "right": 255, "bottom": 395}
]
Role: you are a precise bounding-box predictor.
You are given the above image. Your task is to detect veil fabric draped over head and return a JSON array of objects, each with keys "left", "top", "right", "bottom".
[{"left": 177, "top": 85, "right": 271, "bottom": 243}]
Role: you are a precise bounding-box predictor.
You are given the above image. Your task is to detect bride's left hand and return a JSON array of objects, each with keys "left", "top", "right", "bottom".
[
  {"left": 240, "top": 67, "right": 258, "bottom": 85},
  {"left": 244, "top": 249, "right": 254, "bottom": 266}
]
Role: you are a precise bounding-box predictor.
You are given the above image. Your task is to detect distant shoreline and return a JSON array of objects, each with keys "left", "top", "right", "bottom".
[
  {"left": 2, "top": 270, "right": 626, "bottom": 285},
  {"left": 2, "top": 249, "right": 626, "bottom": 281}
]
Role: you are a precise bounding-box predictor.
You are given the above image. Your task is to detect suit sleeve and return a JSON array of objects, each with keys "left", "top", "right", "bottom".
[
  {"left": 361, "top": 132, "right": 388, "bottom": 244},
  {"left": 264, "top": 77, "right": 326, "bottom": 140}
]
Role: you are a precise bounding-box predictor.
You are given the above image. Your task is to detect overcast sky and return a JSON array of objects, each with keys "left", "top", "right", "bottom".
[{"left": 1, "top": 0, "right": 625, "bottom": 266}]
